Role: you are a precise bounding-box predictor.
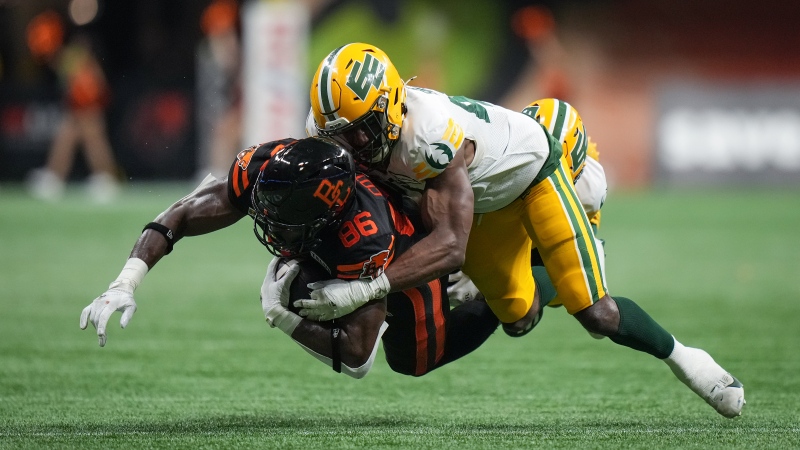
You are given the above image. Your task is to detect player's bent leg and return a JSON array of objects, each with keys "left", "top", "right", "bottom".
[
  {"left": 435, "top": 299, "right": 499, "bottom": 368},
  {"left": 522, "top": 159, "right": 606, "bottom": 316},
  {"left": 530, "top": 265, "right": 558, "bottom": 307},
  {"left": 501, "top": 279, "right": 544, "bottom": 337},
  {"left": 576, "top": 296, "right": 674, "bottom": 357},
  {"left": 384, "top": 276, "right": 500, "bottom": 377},
  {"left": 463, "top": 206, "right": 538, "bottom": 331},
  {"left": 577, "top": 295, "right": 745, "bottom": 417},
  {"left": 573, "top": 295, "right": 619, "bottom": 336},
  {"left": 382, "top": 278, "right": 450, "bottom": 377}
]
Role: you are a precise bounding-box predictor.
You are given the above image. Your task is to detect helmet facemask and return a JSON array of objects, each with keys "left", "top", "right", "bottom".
[
  {"left": 319, "top": 94, "right": 398, "bottom": 169},
  {"left": 252, "top": 202, "right": 334, "bottom": 257},
  {"left": 251, "top": 138, "right": 356, "bottom": 257}
]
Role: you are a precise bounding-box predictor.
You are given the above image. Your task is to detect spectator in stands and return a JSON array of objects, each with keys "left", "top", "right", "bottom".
[
  {"left": 26, "top": 10, "right": 120, "bottom": 203},
  {"left": 195, "top": 0, "right": 242, "bottom": 180}
]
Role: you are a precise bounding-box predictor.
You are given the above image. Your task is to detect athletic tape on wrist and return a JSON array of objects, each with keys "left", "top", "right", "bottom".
[
  {"left": 143, "top": 222, "right": 175, "bottom": 254},
  {"left": 113, "top": 257, "right": 149, "bottom": 291},
  {"left": 370, "top": 272, "right": 391, "bottom": 298}
]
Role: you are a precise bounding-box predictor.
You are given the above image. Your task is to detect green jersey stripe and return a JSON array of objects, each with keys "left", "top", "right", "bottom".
[{"left": 550, "top": 163, "right": 605, "bottom": 299}]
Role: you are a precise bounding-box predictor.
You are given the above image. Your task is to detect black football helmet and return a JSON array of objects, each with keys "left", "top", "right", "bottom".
[{"left": 252, "top": 137, "right": 356, "bottom": 257}]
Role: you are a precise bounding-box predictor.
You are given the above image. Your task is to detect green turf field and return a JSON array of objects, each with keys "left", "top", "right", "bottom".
[{"left": 1, "top": 184, "right": 799, "bottom": 449}]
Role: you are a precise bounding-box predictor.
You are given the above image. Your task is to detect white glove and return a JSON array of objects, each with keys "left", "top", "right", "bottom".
[
  {"left": 447, "top": 270, "right": 484, "bottom": 308},
  {"left": 294, "top": 272, "right": 390, "bottom": 321},
  {"left": 261, "top": 257, "right": 303, "bottom": 335},
  {"left": 79, "top": 280, "right": 137, "bottom": 347}
]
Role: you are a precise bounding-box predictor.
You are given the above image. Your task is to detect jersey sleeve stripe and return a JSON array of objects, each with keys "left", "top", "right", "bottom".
[
  {"left": 269, "top": 143, "right": 287, "bottom": 157},
  {"left": 240, "top": 167, "right": 250, "bottom": 192},
  {"left": 337, "top": 261, "right": 368, "bottom": 272},
  {"left": 335, "top": 239, "right": 395, "bottom": 274},
  {"left": 387, "top": 202, "right": 415, "bottom": 236},
  {"left": 336, "top": 273, "right": 361, "bottom": 280},
  {"left": 232, "top": 163, "right": 243, "bottom": 197}
]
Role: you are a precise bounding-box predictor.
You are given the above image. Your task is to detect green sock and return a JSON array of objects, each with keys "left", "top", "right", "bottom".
[
  {"left": 531, "top": 266, "right": 557, "bottom": 307},
  {"left": 609, "top": 296, "right": 675, "bottom": 359}
]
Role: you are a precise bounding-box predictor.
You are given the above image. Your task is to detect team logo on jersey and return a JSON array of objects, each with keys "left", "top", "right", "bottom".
[
  {"left": 236, "top": 146, "right": 257, "bottom": 170},
  {"left": 345, "top": 53, "right": 386, "bottom": 101},
  {"left": 314, "top": 179, "right": 351, "bottom": 210},
  {"left": 361, "top": 249, "right": 391, "bottom": 279},
  {"left": 424, "top": 143, "right": 454, "bottom": 170}
]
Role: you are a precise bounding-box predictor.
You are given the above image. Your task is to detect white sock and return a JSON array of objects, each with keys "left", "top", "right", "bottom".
[{"left": 664, "top": 337, "right": 726, "bottom": 395}]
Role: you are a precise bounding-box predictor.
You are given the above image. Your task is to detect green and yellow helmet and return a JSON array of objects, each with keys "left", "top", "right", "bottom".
[
  {"left": 310, "top": 43, "right": 406, "bottom": 166},
  {"left": 522, "top": 98, "right": 588, "bottom": 180}
]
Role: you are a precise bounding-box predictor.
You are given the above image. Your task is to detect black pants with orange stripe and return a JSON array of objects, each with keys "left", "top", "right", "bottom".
[{"left": 381, "top": 276, "right": 499, "bottom": 377}]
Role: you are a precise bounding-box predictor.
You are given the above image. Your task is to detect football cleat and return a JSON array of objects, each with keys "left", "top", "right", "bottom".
[
  {"left": 666, "top": 346, "right": 745, "bottom": 418},
  {"left": 703, "top": 372, "right": 745, "bottom": 418}
]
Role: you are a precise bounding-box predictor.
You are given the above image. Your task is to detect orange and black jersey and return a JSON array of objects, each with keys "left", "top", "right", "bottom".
[
  {"left": 227, "top": 138, "right": 297, "bottom": 215},
  {"left": 226, "top": 140, "right": 498, "bottom": 377},
  {"left": 310, "top": 173, "right": 417, "bottom": 281},
  {"left": 226, "top": 139, "right": 417, "bottom": 281}
]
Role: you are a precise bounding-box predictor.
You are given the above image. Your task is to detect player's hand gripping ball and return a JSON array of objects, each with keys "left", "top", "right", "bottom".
[{"left": 278, "top": 257, "right": 332, "bottom": 318}]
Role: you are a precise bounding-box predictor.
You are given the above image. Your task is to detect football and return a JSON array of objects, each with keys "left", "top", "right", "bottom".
[{"left": 277, "top": 257, "right": 331, "bottom": 315}]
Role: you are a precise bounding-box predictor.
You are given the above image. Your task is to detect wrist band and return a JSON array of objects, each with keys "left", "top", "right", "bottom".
[
  {"left": 143, "top": 222, "right": 175, "bottom": 255},
  {"left": 331, "top": 324, "right": 342, "bottom": 373}
]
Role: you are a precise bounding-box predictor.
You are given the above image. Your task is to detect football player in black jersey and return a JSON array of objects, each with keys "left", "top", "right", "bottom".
[{"left": 80, "top": 136, "right": 498, "bottom": 378}]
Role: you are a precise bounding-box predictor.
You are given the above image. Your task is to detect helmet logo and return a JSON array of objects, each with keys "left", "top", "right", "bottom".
[
  {"left": 236, "top": 145, "right": 256, "bottom": 170},
  {"left": 521, "top": 104, "right": 540, "bottom": 121},
  {"left": 313, "top": 179, "right": 350, "bottom": 209},
  {"left": 345, "top": 53, "right": 386, "bottom": 101},
  {"left": 570, "top": 125, "right": 587, "bottom": 172}
]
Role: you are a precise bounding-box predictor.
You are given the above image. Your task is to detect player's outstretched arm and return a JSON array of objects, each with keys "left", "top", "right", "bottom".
[{"left": 80, "top": 176, "right": 245, "bottom": 347}]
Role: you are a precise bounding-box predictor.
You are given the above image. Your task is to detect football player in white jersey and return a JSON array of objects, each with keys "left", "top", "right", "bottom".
[
  {"left": 448, "top": 98, "right": 608, "bottom": 312},
  {"left": 298, "top": 43, "right": 744, "bottom": 418}
]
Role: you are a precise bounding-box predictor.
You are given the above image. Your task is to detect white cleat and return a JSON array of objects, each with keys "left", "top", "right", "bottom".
[
  {"left": 705, "top": 372, "right": 745, "bottom": 418},
  {"left": 666, "top": 345, "right": 745, "bottom": 418}
]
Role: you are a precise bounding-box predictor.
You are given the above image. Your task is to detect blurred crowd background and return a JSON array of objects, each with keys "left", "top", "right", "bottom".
[{"left": 1, "top": 0, "right": 799, "bottom": 203}]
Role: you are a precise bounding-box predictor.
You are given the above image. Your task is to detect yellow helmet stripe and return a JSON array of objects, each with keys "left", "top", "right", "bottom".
[{"left": 317, "top": 44, "right": 348, "bottom": 122}]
